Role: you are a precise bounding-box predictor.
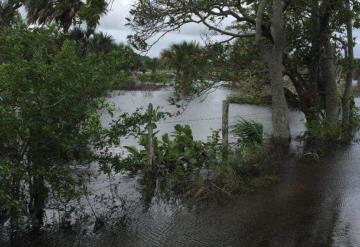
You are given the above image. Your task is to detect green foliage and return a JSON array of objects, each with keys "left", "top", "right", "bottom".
[
  {"left": 115, "top": 119, "right": 269, "bottom": 196},
  {"left": 161, "top": 41, "right": 206, "bottom": 94},
  {"left": 232, "top": 119, "right": 264, "bottom": 147},
  {"left": 141, "top": 56, "right": 163, "bottom": 73},
  {"left": 205, "top": 38, "right": 268, "bottom": 86},
  {"left": 0, "top": 0, "right": 20, "bottom": 28},
  {"left": 207, "top": 119, "right": 268, "bottom": 190},
  {"left": 67, "top": 28, "right": 146, "bottom": 90},
  {"left": 0, "top": 24, "right": 100, "bottom": 217},
  {"left": 110, "top": 72, "right": 136, "bottom": 90},
  {"left": 350, "top": 99, "right": 360, "bottom": 131},
  {"left": 138, "top": 72, "right": 169, "bottom": 84},
  {"left": 306, "top": 120, "right": 343, "bottom": 143},
  {"left": 127, "top": 0, "right": 360, "bottom": 139},
  {"left": 24, "top": 0, "right": 108, "bottom": 31},
  {"left": 0, "top": 23, "right": 147, "bottom": 225},
  {"left": 213, "top": 144, "right": 269, "bottom": 194},
  {"left": 118, "top": 125, "right": 207, "bottom": 175},
  {"left": 103, "top": 43, "right": 141, "bottom": 71}
]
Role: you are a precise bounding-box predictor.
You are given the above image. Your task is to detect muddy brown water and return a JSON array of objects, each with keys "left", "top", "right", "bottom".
[{"left": 1, "top": 89, "right": 360, "bottom": 247}]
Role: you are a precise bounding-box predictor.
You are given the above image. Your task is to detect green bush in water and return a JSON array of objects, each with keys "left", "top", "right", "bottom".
[
  {"left": 209, "top": 119, "right": 269, "bottom": 192},
  {"left": 110, "top": 72, "right": 135, "bottom": 90},
  {"left": 232, "top": 118, "right": 263, "bottom": 146},
  {"left": 120, "top": 125, "right": 208, "bottom": 175}
]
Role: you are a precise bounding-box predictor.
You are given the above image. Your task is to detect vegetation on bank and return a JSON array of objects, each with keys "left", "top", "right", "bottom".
[
  {"left": 109, "top": 71, "right": 170, "bottom": 90},
  {"left": 138, "top": 72, "right": 170, "bottom": 84},
  {"left": 228, "top": 95, "right": 272, "bottom": 106},
  {"left": 111, "top": 115, "right": 279, "bottom": 200}
]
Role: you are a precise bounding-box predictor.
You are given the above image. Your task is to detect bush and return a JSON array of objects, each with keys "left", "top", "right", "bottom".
[
  {"left": 0, "top": 23, "right": 134, "bottom": 227},
  {"left": 110, "top": 72, "right": 135, "bottom": 90},
  {"left": 232, "top": 118, "right": 263, "bottom": 146},
  {"left": 228, "top": 95, "right": 271, "bottom": 106},
  {"left": 138, "top": 72, "right": 169, "bottom": 84},
  {"left": 119, "top": 125, "right": 207, "bottom": 175}
]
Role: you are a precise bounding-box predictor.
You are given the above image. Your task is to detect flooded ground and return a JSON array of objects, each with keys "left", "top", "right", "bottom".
[
  {"left": 1, "top": 89, "right": 360, "bottom": 247},
  {"left": 85, "top": 144, "right": 360, "bottom": 247}
]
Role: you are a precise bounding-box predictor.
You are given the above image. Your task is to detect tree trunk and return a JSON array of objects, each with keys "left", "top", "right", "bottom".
[
  {"left": 321, "top": 40, "right": 338, "bottom": 126},
  {"left": 256, "top": 0, "right": 290, "bottom": 144},
  {"left": 269, "top": 0, "right": 291, "bottom": 144},
  {"left": 29, "top": 175, "right": 47, "bottom": 233},
  {"left": 269, "top": 52, "right": 291, "bottom": 143},
  {"left": 342, "top": 0, "right": 354, "bottom": 130}
]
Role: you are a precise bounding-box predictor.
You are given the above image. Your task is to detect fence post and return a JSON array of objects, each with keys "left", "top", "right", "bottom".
[
  {"left": 147, "top": 103, "right": 155, "bottom": 169},
  {"left": 222, "top": 100, "right": 229, "bottom": 158}
]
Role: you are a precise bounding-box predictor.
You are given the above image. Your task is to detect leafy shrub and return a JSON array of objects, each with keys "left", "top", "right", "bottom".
[
  {"left": 119, "top": 125, "right": 208, "bottom": 175},
  {"left": 110, "top": 72, "right": 135, "bottom": 90},
  {"left": 138, "top": 72, "right": 169, "bottom": 84},
  {"left": 232, "top": 119, "right": 263, "bottom": 146},
  {"left": 228, "top": 95, "right": 271, "bottom": 106},
  {"left": 0, "top": 23, "right": 145, "bottom": 227}
]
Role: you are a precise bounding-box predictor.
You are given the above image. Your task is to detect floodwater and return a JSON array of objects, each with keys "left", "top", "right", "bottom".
[
  {"left": 101, "top": 87, "right": 306, "bottom": 144},
  {"left": 2, "top": 88, "right": 360, "bottom": 247}
]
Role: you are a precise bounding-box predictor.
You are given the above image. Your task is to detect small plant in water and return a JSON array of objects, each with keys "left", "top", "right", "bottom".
[{"left": 232, "top": 118, "right": 263, "bottom": 146}]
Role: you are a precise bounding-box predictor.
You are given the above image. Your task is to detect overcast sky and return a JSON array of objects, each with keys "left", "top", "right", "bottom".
[
  {"left": 96, "top": 0, "right": 360, "bottom": 58},
  {"left": 97, "top": 1, "right": 235, "bottom": 57}
]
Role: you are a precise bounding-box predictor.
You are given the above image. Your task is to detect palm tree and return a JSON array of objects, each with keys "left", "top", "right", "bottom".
[
  {"left": 68, "top": 28, "right": 115, "bottom": 56},
  {"left": 24, "top": 0, "right": 82, "bottom": 31},
  {"left": 23, "top": 0, "right": 107, "bottom": 31},
  {"left": 161, "top": 41, "right": 203, "bottom": 94},
  {"left": 88, "top": 32, "right": 115, "bottom": 55}
]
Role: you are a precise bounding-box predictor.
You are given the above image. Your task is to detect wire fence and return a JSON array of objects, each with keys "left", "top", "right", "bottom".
[
  {"left": 154, "top": 110, "right": 307, "bottom": 141},
  {"left": 157, "top": 111, "right": 273, "bottom": 125}
]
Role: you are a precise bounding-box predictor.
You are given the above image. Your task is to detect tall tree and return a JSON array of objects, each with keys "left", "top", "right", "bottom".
[
  {"left": 0, "top": 0, "right": 108, "bottom": 31},
  {"left": 321, "top": 40, "right": 338, "bottom": 127},
  {"left": 128, "top": 1, "right": 359, "bottom": 133},
  {"left": 256, "top": 0, "right": 290, "bottom": 143},
  {"left": 129, "top": 0, "right": 291, "bottom": 142},
  {"left": 24, "top": 0, "right": 108, "bottom": 31}
]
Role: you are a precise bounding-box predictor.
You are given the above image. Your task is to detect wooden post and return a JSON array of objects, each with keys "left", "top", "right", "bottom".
[
  {"left": 222, "top": 100, "right": 229, "bottom": 158},
  {"left": 147, "top": 103, "right": 155, "bottom": 168}
]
